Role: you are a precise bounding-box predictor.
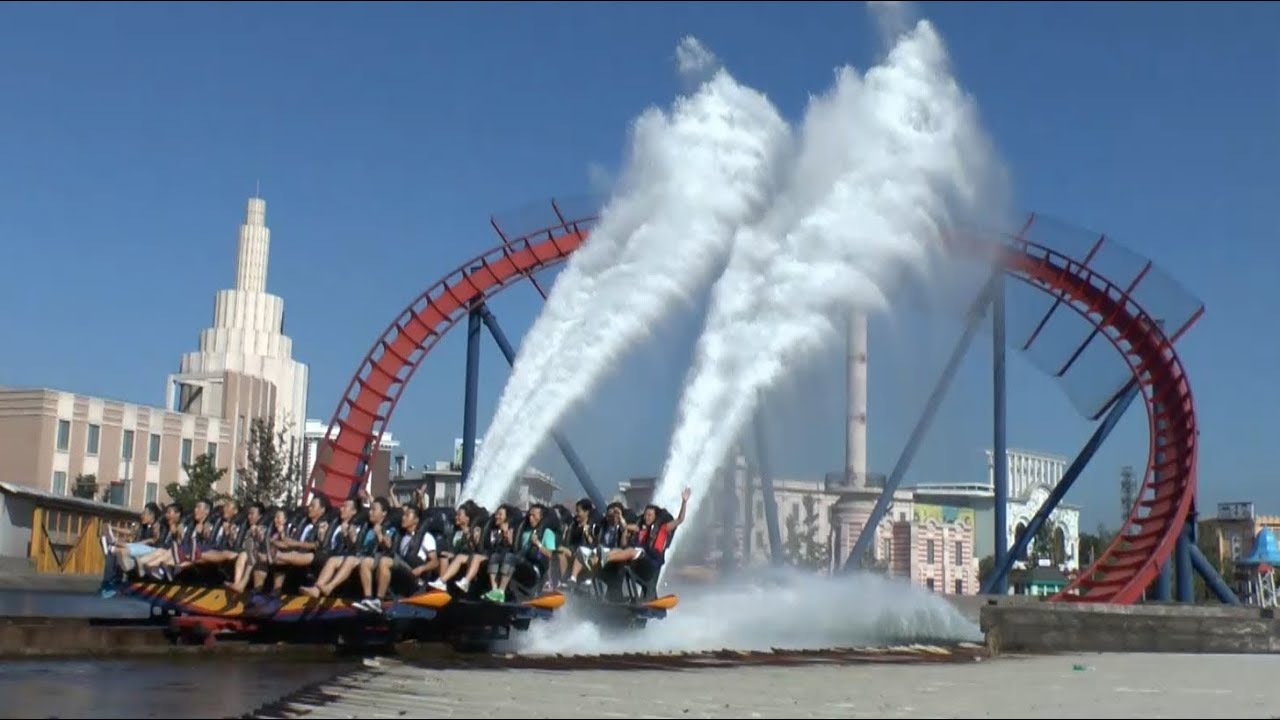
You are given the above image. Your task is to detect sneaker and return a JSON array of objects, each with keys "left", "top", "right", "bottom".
[
  {"left": 356, "top": 598, "right": 381, "bottom": 613},
  {"left": 427, "top": 580, "right": 447, "bottom": 592},
  {"left": 485, "top": 589, "right": 505, "bottom": 603},
  {"left": 455, "top": 577, "right": 470, "bottom": 593}
]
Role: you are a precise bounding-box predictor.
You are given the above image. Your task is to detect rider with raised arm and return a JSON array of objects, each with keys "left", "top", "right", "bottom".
[{"left": 627, "top": 488, "right": 690, "bottom": 580}]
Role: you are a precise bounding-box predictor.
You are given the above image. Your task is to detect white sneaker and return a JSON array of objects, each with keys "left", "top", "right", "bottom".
[
  {"left": 455, "top": 577, "right": 470, "bottom": 593},
  {"left": 427, "top": 580, "right": 447, "bottom": 592}
]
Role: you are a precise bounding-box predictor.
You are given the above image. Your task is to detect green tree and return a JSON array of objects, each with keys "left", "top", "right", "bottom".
[
  {"left": 1077, "top": 531, "right": 1111, "bottom": 567},
  {"left": 1030, "top": 522, "right": 1055, "bottom": 563},
  {"left": 237, "top": 417, "right": 302, "bottom": 507},
  {"left": 166, "top": 453, "right": 226, "bottom": 511},
  {"left": 783, "top": 495, "right": 830, "bottom": 571},
  {"left": 71, "top": 473, "right": 98, "bottom": 500},
  {"left": 978, "top": 554, "right": 996, "bottom": 587}
]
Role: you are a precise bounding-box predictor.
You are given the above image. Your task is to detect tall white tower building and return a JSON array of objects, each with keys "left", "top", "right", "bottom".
[
  {"left": 167, "top": 195, "right": 309, "bottom": 464},
  {"left": 846, "top": 311, "right": 868, "bottom": 488}
]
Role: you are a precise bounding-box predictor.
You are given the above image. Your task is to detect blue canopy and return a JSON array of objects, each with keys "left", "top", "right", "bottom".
[{"left": 1240, "top": 528, "right": 1280, "bottom": 566}]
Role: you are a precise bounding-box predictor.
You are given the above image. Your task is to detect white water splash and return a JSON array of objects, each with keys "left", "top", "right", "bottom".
[
  {"left": 463, "top": 40, "right": 791, "bottom": 510},
  {"left": 516, "top": 569, "right": 980, "bottom": 655},
  {"left": 653, "top": 16, "right": 1004, "bottom": 542}
]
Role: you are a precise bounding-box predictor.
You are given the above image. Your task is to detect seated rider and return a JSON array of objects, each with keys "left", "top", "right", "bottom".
[
  {"left": 134, "top": 502, "right": 192, "bottom": 579},
  {"left": 99, "top": 502, "right": 163, "bottom": 596},
  {"left": 266, "top": 495, "right": 331, "bottom": 593},
  {"left": 563, "top": 500, "right": 628, "bottom": 588},
  {"left": 625, "top": 488, "right": 690, "bottom": 591},
  {"left": 301, "top": 498, "right": 378, "bottom": 598},
  {"left": 345, "top": 497, "right": 401, "bottom": 607},
  {"left": 193, "top": 499, "right": 244, "bottom": 569},
  {"left": 555, "top": 499, "right": 595, "bottom": 585},
  {"left": 226, "top": 503, "right": 271, "bottom": 594},
  {"left": 489, "top": 503, "right": 557, "bottom": 600},
  {"left": 428, "top": 504, "right": 490, "bottom": 594},
  {"left": 356, "top": 504, "right": 440, "bottom": 611},
  {"left": 480, "top": 505, "right": 519, "bottom": 602}
]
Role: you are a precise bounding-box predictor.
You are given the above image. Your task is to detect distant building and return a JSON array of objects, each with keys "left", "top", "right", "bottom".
[
  {"left": 0, "top": 381, "right": 264, "bottom": 507},
  {"left": 911, "top": 447, "right": 1081, "bottom": 573},
  {"left": 1199, "top": 502, "right": 1280, "bottom": 568},
  {"left": 389, "top": 458, "right": 560, "bottom": 511},
  {"left": 167, "top": 196, "right": 309, "bottom": 469},
  {"left": 0, "top": 196, "right": 310, "bottom": 509},
  {"left": 637, "top": 450, "right": 976, "bottom": 595},
  {"left": 890, "top": 503, "right": 979, "bottom": 595}
]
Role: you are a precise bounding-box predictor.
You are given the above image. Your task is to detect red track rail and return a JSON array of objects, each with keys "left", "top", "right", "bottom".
[
  {"left": 308, "top": 205, "right": 593, "bottom": 504},
  {"left": 311, "top": 211, "right": 1197, "bottom": 605},
  {"left": 1001, "top": 239, "right": 1197, "bottom": 604}
]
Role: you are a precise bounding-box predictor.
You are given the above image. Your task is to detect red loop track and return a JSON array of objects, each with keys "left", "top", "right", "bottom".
[{"left": 310, "top": 207, "right": 1197, "bottom": 605}]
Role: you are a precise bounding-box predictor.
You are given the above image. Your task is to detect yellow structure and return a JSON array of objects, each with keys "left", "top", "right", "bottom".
[{"left": 0, "top": 481, "right": 135, "bottom": 576}]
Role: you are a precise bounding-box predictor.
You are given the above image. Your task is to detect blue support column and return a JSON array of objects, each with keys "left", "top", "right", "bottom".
[
  {"left": 1153, "top": 398, "right": 1172, "bottom": 602},
  {"left": 992, "top": 272, "right": 1009, "bottom": 594},
  {"left": 753, "top": 413, "right": 784, "bottom": 566},
  {"left": 477, "top": 305, "right": 607, "bottom": 511},
  {"left": 460, "top": 305, "right": 483, "bottom": 487},
  {"left": 1190, "top": 541, "right": 1240, "bottom": 604},
  {"left": 1176, "top": 517, "right": 1195, "bottom": 603},
  {"left": 843, "top": 272, "right": 998, "bottom": 572},
  {"left": 983, "top": 380, "right": 1140, "bottom": 593}
]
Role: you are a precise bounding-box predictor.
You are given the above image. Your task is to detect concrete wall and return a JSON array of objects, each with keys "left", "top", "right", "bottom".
[
  {"left": 981, "top": 600, "right": 1280, "bottom": 655},
  {"left": 0, "top": 494, "right": 34, "bottom": 559}
]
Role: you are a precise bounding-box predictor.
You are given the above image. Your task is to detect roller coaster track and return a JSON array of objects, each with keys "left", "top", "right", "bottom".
[{"left": 308, "top": 204, "right": 1197, "bottom": 606}]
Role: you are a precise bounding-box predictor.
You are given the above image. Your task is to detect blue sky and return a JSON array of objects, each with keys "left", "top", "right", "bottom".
[{"left": 1, "top": 1, "right": 1276, "bottom": 534}]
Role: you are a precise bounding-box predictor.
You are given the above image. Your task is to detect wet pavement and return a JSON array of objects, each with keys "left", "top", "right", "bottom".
[
  {"left": 0, "top": 657, "right": 349, "bottom": 719},
  {"left": 0, "top": 589, "right": 147, "bottom": 619}
]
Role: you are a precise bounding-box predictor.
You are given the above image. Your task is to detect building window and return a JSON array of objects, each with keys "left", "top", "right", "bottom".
[
  {"left": 207, "top": 442, "right": 217, "bottom": 465},
  {"left": 52, "top": 471, "right": 67, "bottom": 496},
  {"left": 149, "top": 434, "right": 161, "bottom": 464},
  {"left": 110, "top": 480, "right": 131, "bottom": 506},
  {"left": 87, "top": 424, "right": 100, "bottom": 456},
  {"left": 144, "top": 482, "right": 158, "bottom": 506},
  {"left": 926, "top": 578, "right": 935, "bottom": 591},
  {"left": 122, "top": 430, "right": 135, "bottom": 461},
  {"left": 926, "top": 539, "right": 935, "bottom": 564},
  {"left": 181, "top": 438, "right": 192, "bottom": 466},
  {"left": 955, "top": 541, "right": 963, "bottom": 565},
  {"left": 56, "top": 420, "right": 70, "bottom": 452},
  {"left": 954, "top": 579, "right": 964, "bottom": 595}
]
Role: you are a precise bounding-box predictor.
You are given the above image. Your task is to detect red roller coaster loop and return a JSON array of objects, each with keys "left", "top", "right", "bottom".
[{"left": 309, "top": 203, "right": 1197, "bottom": 605}]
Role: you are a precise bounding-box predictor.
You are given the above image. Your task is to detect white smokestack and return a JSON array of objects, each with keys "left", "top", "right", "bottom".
[{"left": 847, "top": 311, "right": 868, "bottom": 488}]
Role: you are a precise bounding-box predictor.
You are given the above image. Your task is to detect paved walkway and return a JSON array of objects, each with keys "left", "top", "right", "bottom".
[{"left": 252, "top": 651, "right": 1279, "bottom": 718}]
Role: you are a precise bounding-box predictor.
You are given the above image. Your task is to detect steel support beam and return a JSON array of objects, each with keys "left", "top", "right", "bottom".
[
  {"left": 843, "top": 271, "right": 998, "bottom": 572},
  {"left": 1153, "top": 398, "right": 1172, "bottom": 602},
  {"left": 477, "top": 305, "right": 607, "bottom": 511},
  {"left": 1190, "top": 538, "right": 1240, "bottom": 605},
  {"left": 1176, "top": 515, "right": 1195, "bottom": 603},
  {"left": 460, "top": 305, "right": 482, "bottom": 487},
  {"left": 753, "top": 413, "right": 784, "bottom": 566},
  {"left": 983, "top": 379, "right": 1141, "bottom": 593},
  {"left": 992, "top": 272, "right": 1009, "bottom": 594}
]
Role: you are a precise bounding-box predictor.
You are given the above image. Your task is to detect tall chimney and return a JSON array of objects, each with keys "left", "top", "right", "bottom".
[{"left": 847, "top": 311, "right": 868, "bottom": 488}]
